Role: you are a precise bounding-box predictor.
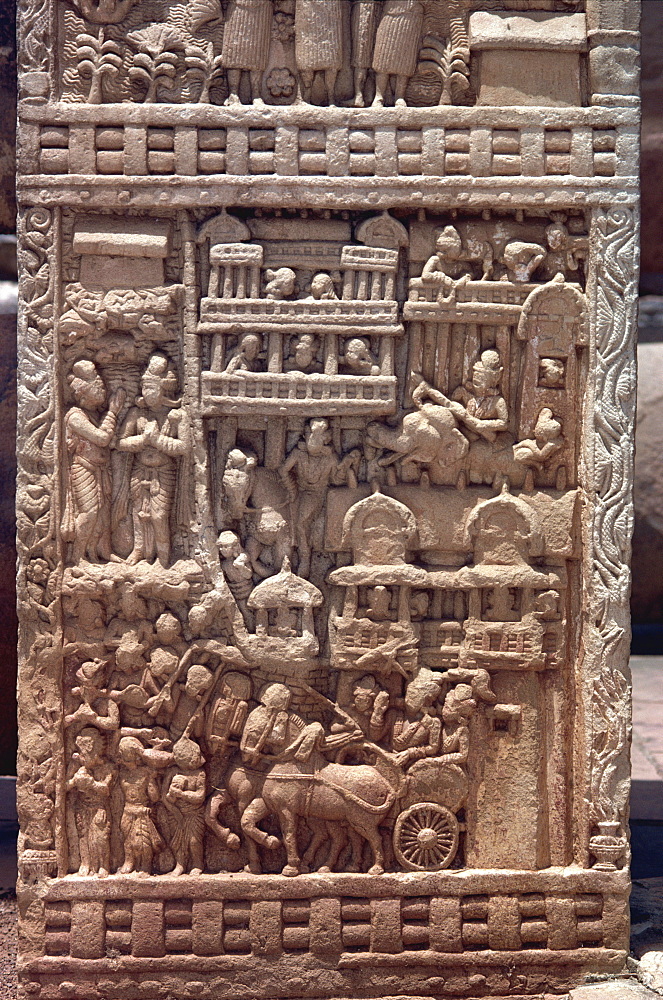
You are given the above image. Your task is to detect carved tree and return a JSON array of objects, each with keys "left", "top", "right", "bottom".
[
  {"left": 589, "top": 628, "right": 631, "bottom": 828},
  {"left": 75, "top": 28, "right": 122, "bottom": 103},
  {"left": 127, "top": 24, "right": 184, "bottom": 104},
  {"left": 185, "top": 41, "right": 225, "bottom": 104},
  {"left": 418, "top": 0, "right": 471, "bottom": 105}
]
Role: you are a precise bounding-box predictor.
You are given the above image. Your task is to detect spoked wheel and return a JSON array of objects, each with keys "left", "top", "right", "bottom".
[{"left": 393, "top": 803, "right": 459, "bottom": 871}]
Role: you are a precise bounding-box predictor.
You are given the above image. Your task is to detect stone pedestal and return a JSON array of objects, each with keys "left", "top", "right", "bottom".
[{"left": 15, "top": 2, "right": 639, "bottom": 999}]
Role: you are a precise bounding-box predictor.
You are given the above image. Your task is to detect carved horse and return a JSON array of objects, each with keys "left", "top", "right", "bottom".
[{"left": 238, "top": 745, "right": 404, "bottom": 877}]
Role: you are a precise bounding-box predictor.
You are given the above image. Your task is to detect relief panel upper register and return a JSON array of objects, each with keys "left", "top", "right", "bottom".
[{"left": 15, "top": 2, "right": 639, "bottom": 999}]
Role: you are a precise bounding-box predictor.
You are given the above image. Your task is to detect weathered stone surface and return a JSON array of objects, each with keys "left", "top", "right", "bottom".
[
  {"left": 15, "top": 2, "right": 639, "bottom": 998},
  {"left": 571, "top": 980, "right": 662, "bottom": 1000}
]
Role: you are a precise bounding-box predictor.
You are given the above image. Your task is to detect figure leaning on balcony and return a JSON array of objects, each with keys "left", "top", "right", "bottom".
[
  {"left": 222, "top": 0, "right": 273, "bottom": 105},
  {"left": 284, "top": 333, "right": 322, "bottom": 373},
  {"left": 223, "top": 333, "right": 264, "bottom": 373},
  {"left": 116, "top": 353, "right": 191, "bottom": 568}
]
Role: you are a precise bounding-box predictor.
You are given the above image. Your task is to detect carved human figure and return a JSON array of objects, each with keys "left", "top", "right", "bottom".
[
  {"left": 204, "top": 671, "right": 250, "bottom": 848},
  {"left": 366, "top": 585, "right": 392, "bottom": 620},
  {"left": 117, "top": 353, "right": 190, "bottom": 567},
  {"left": 294, "top": 0, "right": 343, "bottom": 104},
  {"left": 545, "top": 218, "right": 588, "bottom": 276},
  {"left": 279, "top": 418, "right": 360, "bottom": 577},
  {"left": 342, "top": 337, "right": 381, "bottom": 376},
  {"left": 500, "top": 241, "right": 546, "bottom": 283},
  {"left": 421, "top": 226, "right": 493, "bottom": 291},
  {"left": 264, "top": 267, "right": 296, "bottom": 300},
  {"left": 351, "top": 0, "right": 380, "bottom": 106},
  {"left": 439, "top": 683, "right": 477, "bottom": 766},
  {"left": 284, "top": 333, "right": 322, "bottom": 373},
  {"left": 141, "top": 647, "right": 180, "bottom": 725},
  {"left": 61, "top": 360, "right": 125, "bottom": 565},
  {"left": 372, "top": 0, "right": 424, "bottom": 107},
  {"left": 241, "top": 682, "right": 325, "bottom": 767},
  {"left": 163, "top": 739, "right": 207, "bottom": 875},
  {"left": 222, "top": 448, "right": 257, "bottom": 522},
  {"left": 392, "top": 669, "right": 443, "bottom": 767},
  {"left": 106, "top": 590, "right": 154, "bottom": 646},
  {"left": 153, "top": 612, "right": 187, "bottom": 659},
  {"left": 116, "top": 736, "right": 164, "bottom": 875},
  {"left": 169, "top": 663, "right": 215, "bottom": 742},
  {"left": 244, "top": 506, "right": 289, "bottom": 576},
  {"left": 107, "top": 636, "right": 153, "bottom": 727},
  {"left": 64, "top": 598, "right": 106, "bottom": 660},
  {"left": 223, "top": 333, "right": 264, "bottom": 373},
  {"left": 538, "top": 358, "right": 566, "bottom": 389},
  {"left": 67, "top": 728, "right": 114, "bottom": 877},
  {"left": 206, "top": 671, "right": 251, "bottom": 763},
  {"left": 513, "top": 409, "right": 563, "bottom": 473},
  {"left": 218, "top": 530, "right": 254, "bottom": 617},
  {"left": 307, "top": 273, "right": 338, "bottom": 300},
  {"left": 448, "top": 350, "right": 509, "bottom": 442},
  {"left": 65, "top": 659, "right": 120, "bottom": 735},
  {"left": 332, "top": 675, "right": 390, "bottom": 742},
  {"left": 222, "top": 0, "right": 273, "bottom": 105}
]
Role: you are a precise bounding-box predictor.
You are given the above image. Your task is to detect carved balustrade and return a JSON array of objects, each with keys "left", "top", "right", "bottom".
[{"left": 22, "top": 105, "right": 636, "bottom": 184}]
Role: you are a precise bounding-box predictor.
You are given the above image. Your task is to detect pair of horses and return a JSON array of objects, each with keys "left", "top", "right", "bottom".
[{"left": 225, "top": 743, "right": 404, "bottom": 876}]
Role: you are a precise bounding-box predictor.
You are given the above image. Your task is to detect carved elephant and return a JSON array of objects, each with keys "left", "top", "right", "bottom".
[{"left": 367, "top": 404, "right": 469, "bottom": 484}]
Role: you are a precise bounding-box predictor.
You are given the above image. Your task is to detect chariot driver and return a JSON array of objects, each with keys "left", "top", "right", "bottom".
[
  {"left": 392, "top": 669, "right": 443, "bottom": 768},
  {"left": 240, "top": 683, "right": 327, "bottom": 769}
]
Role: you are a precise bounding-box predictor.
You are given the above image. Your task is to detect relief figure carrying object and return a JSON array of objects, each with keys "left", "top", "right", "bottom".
[{"left": 117, "top": 354, "right": 191, "bottom": 567}]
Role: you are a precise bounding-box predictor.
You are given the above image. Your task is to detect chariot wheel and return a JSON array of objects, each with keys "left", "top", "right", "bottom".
[{"left": 393, "top": 803, "right": 459, "bottom": 871}]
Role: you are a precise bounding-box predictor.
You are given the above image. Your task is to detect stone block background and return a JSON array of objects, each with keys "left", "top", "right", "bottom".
[{"left": 0, "top": 2, "right": 661, "bottom": 775}]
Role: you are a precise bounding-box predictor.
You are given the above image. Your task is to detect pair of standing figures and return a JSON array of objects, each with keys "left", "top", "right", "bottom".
[{"left": 222, "top": 0, "right": 425, "bottom": 106}]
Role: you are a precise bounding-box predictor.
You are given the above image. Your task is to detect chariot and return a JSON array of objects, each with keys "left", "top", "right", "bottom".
[{"left": 391, "top": 755, "right": 467, "bottom": 872}]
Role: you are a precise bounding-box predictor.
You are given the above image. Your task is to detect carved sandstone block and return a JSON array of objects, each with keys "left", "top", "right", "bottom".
[{"left": 16, "top": 1, "right": 639, "bottom": 998}]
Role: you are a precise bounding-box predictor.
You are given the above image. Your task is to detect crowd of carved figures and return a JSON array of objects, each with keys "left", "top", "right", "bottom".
[
  {"left": 34, "top": 202, "right": 604, "bottom": 880},
  {"left": 59, "top": 0, "right": 583, "bottom": 107}
]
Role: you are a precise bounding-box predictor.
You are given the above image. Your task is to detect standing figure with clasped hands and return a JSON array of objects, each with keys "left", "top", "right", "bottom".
[
  {"left": 222, "top": 0, "right": 273, "bottom": 105},
  {"left": 117, "top": 353, "right": 190, "bottom": 568}
]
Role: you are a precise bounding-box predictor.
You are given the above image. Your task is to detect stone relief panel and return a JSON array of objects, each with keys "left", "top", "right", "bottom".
[
  {"left": 45, "top": 204, "right": 593, "bottom": 883},
  {"left": 16, "top": 1, "right": 638, "bottom": 998},
  {"left": 55, "top": 0, "right": 585, "bottom": 109}
]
